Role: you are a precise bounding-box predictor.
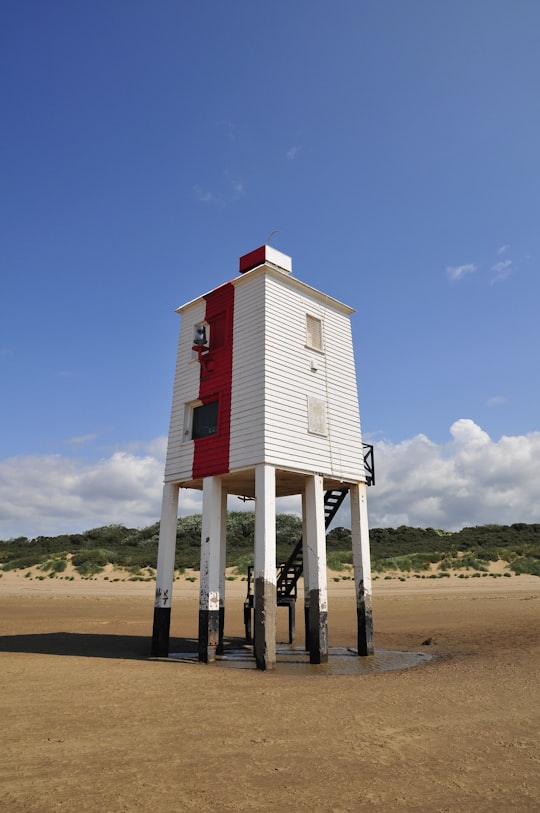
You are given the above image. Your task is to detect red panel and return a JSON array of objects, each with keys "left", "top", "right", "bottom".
[
  {"left": 192, "top": 283, "right": 234, "bottom": 479},
  {"left": 239, "top": 245, "right": 266, "bottom": 274}
]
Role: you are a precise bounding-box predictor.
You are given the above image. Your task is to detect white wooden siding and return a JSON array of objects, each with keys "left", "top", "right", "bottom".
[
  {"left": 164, "top": 299, "right": 206, "bottom": 482},
  {"left": 230, "top": 268, "right": 365, "bottom": 482},
  {"left": 165, "top": 265, "right": 366, "bottom": 486},
  {"left": 229, "top": 273, "right": 266, "bottom": 470},
  {"left": 271, "top": 272, "right": 362, "bottom": 480}
]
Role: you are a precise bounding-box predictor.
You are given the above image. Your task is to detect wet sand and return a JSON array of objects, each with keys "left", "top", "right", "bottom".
[{"left": 1, "top": 573, "right": 539, "bottom": 812}]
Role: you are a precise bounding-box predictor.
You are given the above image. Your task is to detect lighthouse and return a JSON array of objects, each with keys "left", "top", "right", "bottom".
[{"left": 151, "top": 245, "right": 373, "bottom": 669}]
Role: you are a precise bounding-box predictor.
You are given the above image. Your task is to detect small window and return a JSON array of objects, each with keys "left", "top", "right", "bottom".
[
  {"left": 306, "top": 315, "right": 323, "bottom": 351},
  {"left": 192, "top": 400, "right": 219, "bottom": 439}
]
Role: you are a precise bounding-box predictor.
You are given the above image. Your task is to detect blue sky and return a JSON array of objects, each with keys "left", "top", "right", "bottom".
[{"left": 1, "top": 1, "right": 539, "bottom": 539}]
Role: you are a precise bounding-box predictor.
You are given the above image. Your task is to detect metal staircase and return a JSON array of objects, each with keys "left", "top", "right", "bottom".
[{"left": 274, "top": 488, "right": 348, "bottom": 600}]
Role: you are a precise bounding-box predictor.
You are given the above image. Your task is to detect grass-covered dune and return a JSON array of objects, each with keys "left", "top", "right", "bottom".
[{"left": 1, "top": 514, "right": 539, "bottom": 580}]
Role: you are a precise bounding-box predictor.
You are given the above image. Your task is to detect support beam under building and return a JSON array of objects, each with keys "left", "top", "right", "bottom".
[
  {"left": 217, "top": 487, "right": 227, "bottom": 655},
  {"left": 151, "top": 482, "right": 180, "bottom": 657},
  {"left": 351, "top": 481, "right": 374, "bottom": 655},
  {"left": 253, "top": 464, "right": 277, "bottom": 670},
  {"left": 305, "top": 474, "right": 328, "bottom": 664},
  {"left": 301, "top": 491, "right": 310, "bottom": 651},
  {"left": 198, "top": 476, "right": 225, "bottom": 663}
]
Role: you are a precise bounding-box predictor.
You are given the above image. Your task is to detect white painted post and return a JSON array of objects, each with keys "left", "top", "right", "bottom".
[
  {"left": 301, "top": 491, "right": 310, "bottom": 651},
  {"left": 199, "top": 476, "right": 224, "bottom": 662},
  {"left": 351, "top": 482, "right": 374, "bottom": 655},
  {"left": 253, "top": 464, "right": 276, "bottom": 670},
  {"left": 217, "top": 488, "right": 227, "bottom": 655},
  {"left": 304, "top": 474, "right": 328, "bottom": 663},
  {"left": 151, "top": 482, "right": 180, "bottom": 657}
]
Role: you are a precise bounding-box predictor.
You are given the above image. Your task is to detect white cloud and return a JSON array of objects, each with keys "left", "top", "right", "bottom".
[
  {"left": 490, "top": 258, "right": 513, "bottom": 283},
  {"left": 193, "top": 185, "right": 218, "bottom": 204},
  {"left": 194, "top": 177, "right": 244, "bottom": 205},
  {"left": 446, "top": 263, "right": 478, "bottom": 281},
  {"left": 67, "top": 433, "right": 99, "bottom": 448},
  {"left": 486, "top": 395, "right": 507, "bottom": 407},
  {"left": 364, "top": 419, "right": 540, "bottom": 530},
  {"left": 497, "top": 244, "right": 510, "bottom": 255},
  {"left": 2, "top": 422, "right": 540, "bottom": 540},
  {"left": 0, "top": 447, "right": 167, "bottom": 539},
  {"left": 286, "top": 145, "right": 301, "bottom": 160}
]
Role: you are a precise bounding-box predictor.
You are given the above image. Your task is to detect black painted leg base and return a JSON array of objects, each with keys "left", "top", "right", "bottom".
[
  {"left": 357, "top": 604, "right": 374, "bottom": 656},
  {"left": 308, "top": 591, "right": 328, "bottom": 664},
  {"left": 151, "top": 606, "right": 171, "bottom": 657},
  {"left": 216, "top": 605, "right": 225, "bottom": 655}
]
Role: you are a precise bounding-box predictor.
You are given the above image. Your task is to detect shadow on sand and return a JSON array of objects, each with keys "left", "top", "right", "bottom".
[
  {"left": 0, "top": 632, "right": 206, "bottom": 660},
  {"left": 0, "top": 634, "right": 433, "bottom": 673}
]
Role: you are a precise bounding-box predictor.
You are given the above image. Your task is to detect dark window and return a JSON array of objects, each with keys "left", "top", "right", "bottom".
[{"left": 192, "top": 401, "right": 219, "bottom": 439}]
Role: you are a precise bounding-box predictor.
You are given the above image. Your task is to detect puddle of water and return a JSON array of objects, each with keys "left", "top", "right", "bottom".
[{"left": 168, "top": 646, "right": 432, "bottom": 675}]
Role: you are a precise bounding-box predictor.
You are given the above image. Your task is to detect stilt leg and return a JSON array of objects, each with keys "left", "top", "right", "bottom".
[
  {"left": 301, "top": 492, "right": 310, "bottom": 652},
  {"left": 351, "top": 482, "right": 374, "bottom": 655},
  {"left": 305, "top": 474, "right": 328, "bottom": 664},
  {"left": 151, "top": 483, "right": 179, "bottom": 657},
  {"left": 217, "top": 489, "right": 227, "bottom": 655},
  {"left": 253, "top": 464, "right": 276, "bottom": 670},
  {"left": 198, "top": 477, "right": 224, "bottom": 663}
]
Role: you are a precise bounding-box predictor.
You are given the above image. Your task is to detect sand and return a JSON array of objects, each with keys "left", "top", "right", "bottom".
[{"left": 0, "top": 571, "right": 539, "bottom": 812}]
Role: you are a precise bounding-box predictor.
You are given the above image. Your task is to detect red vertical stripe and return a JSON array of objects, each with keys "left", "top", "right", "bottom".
[{"left": 192, "top": 283, "right": 234, "bottom": 479}]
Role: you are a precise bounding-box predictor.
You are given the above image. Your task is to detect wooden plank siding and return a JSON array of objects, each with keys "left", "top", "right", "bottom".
[
  {"left": 261, "top": 273, "right": 365, "bottom": 481},
  {"left": 228, "top": 267, "right": 365, "bottom": 482},
  {"left": 164, "top": 263, "right": 366, "bottom": 489},
  {"left": 164, "top": 299, "right": 206, "bottom": 483},
  {"left": 228, "top": 273, "right": 266, "bottom": 470}
]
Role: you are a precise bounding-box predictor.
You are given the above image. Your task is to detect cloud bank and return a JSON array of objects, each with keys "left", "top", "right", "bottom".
[
  {"left": 1, "top": 420, "right": 539, "bottom": 540},
  {"left": 365, "top": 419, "right": 540, "bottom": 531}
]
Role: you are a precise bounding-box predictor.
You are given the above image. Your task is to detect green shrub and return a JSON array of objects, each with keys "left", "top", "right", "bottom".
[
  {"left": 40, "top": 557, "right": 68, "bottom": 573},
  {"left": 327, "top": 552, "right": 351, "bottom": 571},
  {"left": 2, "top": 556, "right": 38, "bottom": 571},
  {"left": 234, "top": 553, "right": 254, "bottom": 576},
  {"left": 510, "top": 556, "right": 540, "bottom": 576},
  {"left": 73, "top": 560, "right": 104, "bottom": 577}
]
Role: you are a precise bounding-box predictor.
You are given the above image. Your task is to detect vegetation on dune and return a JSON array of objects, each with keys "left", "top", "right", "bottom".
[{"left": 1, "top": 516, "right": 539, "bottom": 578}]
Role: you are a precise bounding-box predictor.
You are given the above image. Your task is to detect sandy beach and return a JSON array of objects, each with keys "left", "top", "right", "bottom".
[{"left": 1, "top": 571, "right": 539, "bottom": 812}]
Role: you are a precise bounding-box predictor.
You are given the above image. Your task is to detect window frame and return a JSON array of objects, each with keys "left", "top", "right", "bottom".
[{"left": 305, "top": 313, "right": 324, "bottom": 353}]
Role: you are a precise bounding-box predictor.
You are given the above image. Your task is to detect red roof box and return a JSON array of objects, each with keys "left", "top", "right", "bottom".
[{"left": 239, "top": 245, "right": 292, "bottom": 275}]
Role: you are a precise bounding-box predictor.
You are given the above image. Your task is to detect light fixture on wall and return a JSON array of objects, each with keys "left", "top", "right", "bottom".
[
  {"left": 192, "top": 324, "right": 213, "bottom": 377},
  {"left": 193, "top": 325, "right": 208, "bottom": 346}
]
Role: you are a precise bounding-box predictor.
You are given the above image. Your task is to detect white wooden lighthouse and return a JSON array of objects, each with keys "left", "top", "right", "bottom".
[{"left": 151, "top": 245, "right": 373, "bottom": 669}]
